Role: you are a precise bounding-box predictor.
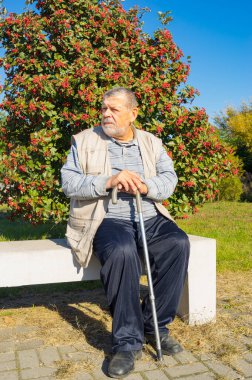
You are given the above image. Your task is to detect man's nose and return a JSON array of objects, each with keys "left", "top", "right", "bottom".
[{"left": 103, "top": 108, "right": 111, "bottom": 117}]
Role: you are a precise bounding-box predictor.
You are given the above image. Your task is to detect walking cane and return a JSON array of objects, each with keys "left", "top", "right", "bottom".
[{"left": 112, "top": 187, "right": 163, "bottom": 361}]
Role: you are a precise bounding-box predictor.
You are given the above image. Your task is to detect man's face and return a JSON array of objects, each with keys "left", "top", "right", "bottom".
[{"left": 101, "top": 94, "right": 138, "bottom": 140}]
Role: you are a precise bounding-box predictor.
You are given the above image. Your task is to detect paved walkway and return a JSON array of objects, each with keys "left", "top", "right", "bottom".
[
  {"left": 0, "top": 324, "right": 252, "bottom": 380},
  {"left": 1, "top": 272, "right": 252, "bottom": 380}
]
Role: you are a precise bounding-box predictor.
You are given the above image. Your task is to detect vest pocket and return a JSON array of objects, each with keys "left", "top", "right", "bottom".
[
  {"left": 65, "top": 218, "right": 91, "bottom": 251},
  {"left": 65, "top": 222, "right": 94, "bottom": 268},
  {"left": 65, "top": 226, "right": 84, "bottom": 250},
  {"left": 68, "top": 215, "right": 88, "bottom": 229}
]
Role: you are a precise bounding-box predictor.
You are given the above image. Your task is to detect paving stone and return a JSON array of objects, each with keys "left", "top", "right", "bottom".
[
  {"left": 144, "top": 369, "right": 170, "bottom": 380},
  {"left": 160, "top": 355, "right": 178, "bottom": 367},
  {"left": 66, "top": 351, "right": 92, "bottom": 362},
  {"left": 91, "top": 368, "right": 113, "bottom": 379},
  {"left": 0, "top": 360, "right": 17, "bottom": 371},
  {"left": 14, "top": 326, "right": 38, "bottom": 335},
  {"left": 16, "top": 339, "right": 44, "bottom": 351},
  {"left": 173, "top": 350, "right": 198, "bottom": 364},
  {"left": 134, "top": 358, "right": 157, "bottom": 371},
  {"left": 178, "top": 373, "right": 215, "bottom": 380},
  {"left": 240, "top": 336, "right": 252, "bottom": 346},
  {"left": 0, "top": 328, "right": 14, "bottom": 340},
  {"left": 20, "top": 367, "right": 56, "bottom": 380},
  {"left": 92, "top": 367, "right": 139, "bottom": 379},
  {"left": 124, "top": 373, "right": 143, "bottom": 380},
  {"left": 198, "top": 353, "right": 216, "bottom": 362},
  {"left": 17, "top": 349, "right": 40, "bottom": 369},
  {"left": 0, "top": 371, "right": 19, "bottom": 380},
  {"left": 233, "top": 358, "right": 252, "bottom": 377},
  {"left": 38, "top": 346, "right": 61, "bottom": 366},
  {"left": 75, "top": 372, "right": 94, "bottom": 380},
  {"left": 0, "top": 340, "right": 16, "bottom": 353},
  {"left": 205, "top": 360, "right": 241, "bottom": 379},
  {"left": 164, "top": 362, "right": 209, "bottom": 378},
  {"left": 58, "top": 344, "right": 77, "bottom": 359},
  {"left": 0, "top": 351, "right": 15, "bottom": 362},
  {"left": 244, "top": 352, "right": 252, "bottom": 363},
  {"left": 121, "top": 374, "right": 143, "bottom": 380}
]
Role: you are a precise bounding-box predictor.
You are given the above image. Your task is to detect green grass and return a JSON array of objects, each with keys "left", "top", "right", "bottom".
[
  {"left": 0, "top": 206, "right": 66, "bottom": 241},
  {"left": 177, "top": 201, "right": 252, "bottom": 272}
]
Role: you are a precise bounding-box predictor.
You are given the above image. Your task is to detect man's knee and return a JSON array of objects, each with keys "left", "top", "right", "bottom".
[
  {"left": 177, "top": 229, "right": 190, "bottom": 247},
  {"left": 112, "top": 237, "right": 139, "bottom": 264},
  {"left": 159, "top": 229, "right": 190, "bottom": 262},
  {"left": 97, "top": 234, "right": 138, "bottom": 266},
  {"left": 174, "top": 230, "right": 190, "bottom": 261}
]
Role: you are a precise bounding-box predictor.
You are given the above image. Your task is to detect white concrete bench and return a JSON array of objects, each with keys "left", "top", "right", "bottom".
[{"left": 0, "top": 235, "right": 216, "bottom": 325}]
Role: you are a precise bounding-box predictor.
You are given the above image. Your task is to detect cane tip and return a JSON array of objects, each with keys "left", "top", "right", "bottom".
[{"left": 157, "top": 351, "right": 163, "bottom": 361}]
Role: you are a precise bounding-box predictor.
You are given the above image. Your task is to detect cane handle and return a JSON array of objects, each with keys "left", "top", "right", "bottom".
[
  {"left": 112, "top": 187, "right": 118, "bottom": 204},
  {"left": 112, "top": 187, "right": 142, "bottom": 212}
]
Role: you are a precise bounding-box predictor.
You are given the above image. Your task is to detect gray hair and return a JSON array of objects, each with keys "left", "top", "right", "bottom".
[{"left": 103, "top": 87, "right": 138, "bottom": 109}]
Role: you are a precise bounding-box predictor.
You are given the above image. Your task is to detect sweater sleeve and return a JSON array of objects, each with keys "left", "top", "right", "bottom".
[
  {"left": 144, "top": 146, "right": 178, "bottom": 201},
  {"left": 61, "top": 144, "right": 110, "bottom": 199}
]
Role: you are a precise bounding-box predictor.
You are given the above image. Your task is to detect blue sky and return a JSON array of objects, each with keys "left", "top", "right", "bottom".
[{"left": 1, "top": 0, "right": 252, "bottom": 123}]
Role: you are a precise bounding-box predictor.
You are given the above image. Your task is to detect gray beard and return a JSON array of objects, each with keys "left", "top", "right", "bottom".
[{"left": 101, "top": 124, "right": 128, "bottom": 138}]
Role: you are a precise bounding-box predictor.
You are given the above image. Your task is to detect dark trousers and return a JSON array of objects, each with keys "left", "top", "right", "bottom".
[{"left": 93, "top": 214, "right": 190, "bottom": 353}]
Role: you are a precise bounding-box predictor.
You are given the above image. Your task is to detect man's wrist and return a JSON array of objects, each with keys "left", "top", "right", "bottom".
[
  {"left": 93, "top": 175, "right": 111, "bottom": 196},
  {"left": 105, "top": 175, "right": 115, "bottom": 190}
]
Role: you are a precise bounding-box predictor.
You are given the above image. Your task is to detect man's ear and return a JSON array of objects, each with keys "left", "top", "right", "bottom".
[{"left": 131, "top": 107, "right": 138, "bottom": 122}]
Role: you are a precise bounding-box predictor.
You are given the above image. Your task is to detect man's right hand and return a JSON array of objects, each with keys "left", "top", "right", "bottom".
[{"left": 106, "top": 170, "right": 146, "bottom": 194}]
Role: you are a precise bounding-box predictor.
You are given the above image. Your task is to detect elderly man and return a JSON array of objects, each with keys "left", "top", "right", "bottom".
[{"left": 61, "top": 87, "right": 190, "bottom": 378}]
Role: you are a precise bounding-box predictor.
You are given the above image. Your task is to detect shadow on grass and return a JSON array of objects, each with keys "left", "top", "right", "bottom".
[
  {"left": 0, "top": 281, "right": 149, "bottom": 356},
  {"left": 49, "top": 302, "right": 112, "bottom": 354},
  {"left": 0, "top": 280, "right": 113, "bottom": 354}
]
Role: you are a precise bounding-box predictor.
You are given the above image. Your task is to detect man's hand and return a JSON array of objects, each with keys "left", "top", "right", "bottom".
[
  {"left": 106, "top": 170, "right": 148, "bottom": 195},
  {"left": 120, "top": 182, "right": 148, "bottom": 195}
]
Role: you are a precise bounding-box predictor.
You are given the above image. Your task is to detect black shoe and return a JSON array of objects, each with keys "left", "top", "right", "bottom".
[
  {"left": 145, "top": 333, "right": 183, "bottom": 356},
  {"left": 108, "top": 350, "right": 142, "bottom": 378}
]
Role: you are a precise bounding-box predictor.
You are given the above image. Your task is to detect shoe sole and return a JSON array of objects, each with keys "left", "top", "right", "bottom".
[{"left": 108, "top": 370, "right": 133, "bottom": 379}]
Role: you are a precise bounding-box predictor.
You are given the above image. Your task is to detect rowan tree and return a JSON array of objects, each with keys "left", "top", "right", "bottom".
[{"left": 0, "top": 0, "right": 239, "bottom": 222}]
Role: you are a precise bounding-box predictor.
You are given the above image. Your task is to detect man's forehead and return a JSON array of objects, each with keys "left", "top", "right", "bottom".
[{"left": 102, "top": 95, "right": 128, "bottom": 107}]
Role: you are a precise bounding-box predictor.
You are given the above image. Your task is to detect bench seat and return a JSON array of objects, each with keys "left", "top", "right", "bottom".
[{"left": 0, "top": 235, "right": 216, "bottom": 325}]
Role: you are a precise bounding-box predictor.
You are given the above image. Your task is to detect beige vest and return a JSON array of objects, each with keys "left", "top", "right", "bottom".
[{"left": 66, "top": 126, "right": 174, "bottom": 267}]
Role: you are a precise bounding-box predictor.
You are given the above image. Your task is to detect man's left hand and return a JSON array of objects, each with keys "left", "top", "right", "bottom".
[{"left": 119, "top": 183, "right": 148, "bottom": 195}]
